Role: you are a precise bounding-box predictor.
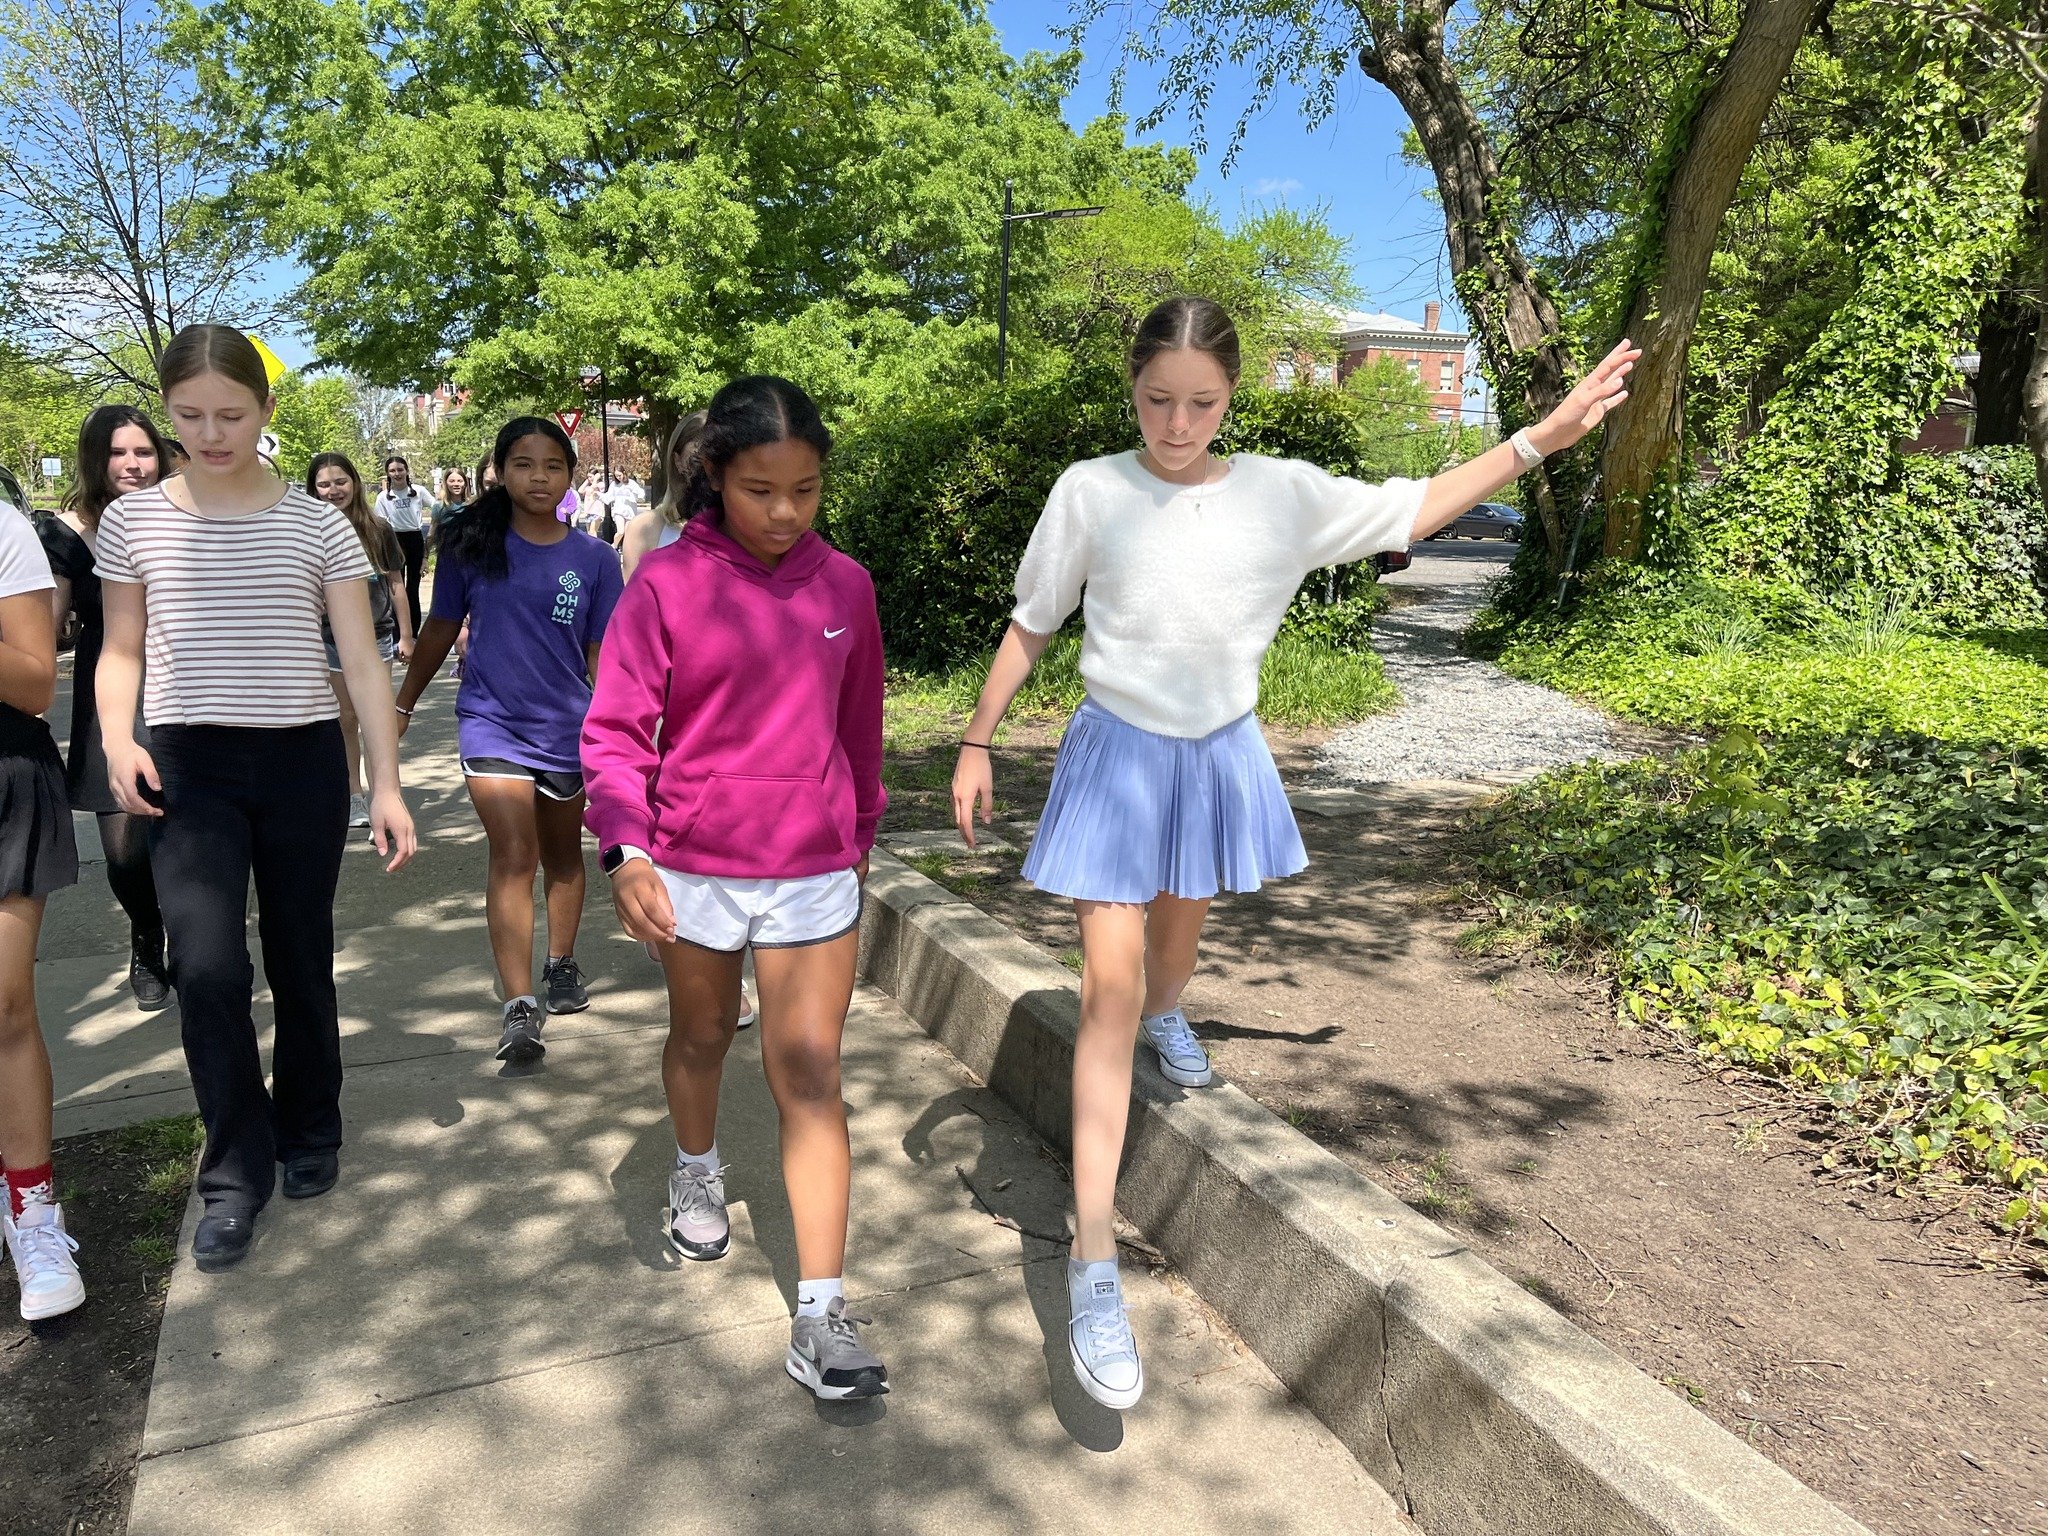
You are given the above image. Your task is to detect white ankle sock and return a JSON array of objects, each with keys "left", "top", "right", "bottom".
[
  {"left": 503, "top": 995, "right": 536, "bottom": 1015},
  {"left": 796, "top": 1277, "right": 843, "bottom": 1318},
  {"left": 675, "top": 1138, "right": 719, "bottom": 1173}
]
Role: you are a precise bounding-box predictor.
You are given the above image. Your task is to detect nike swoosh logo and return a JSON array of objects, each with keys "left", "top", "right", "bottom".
[{"left": 824, "top": 627, "right": 847, "bottom": 639}]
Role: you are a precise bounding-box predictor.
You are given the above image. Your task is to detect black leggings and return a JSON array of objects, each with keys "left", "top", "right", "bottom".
[
  {"left": 96, "top": 810, "right": 162, "bottom": 938},
  {"left": 149, "top": 721, "right": 348, "bottom": 1211},
  {"left": 395, "top": 528, "right": 426, "bottom": 634}
]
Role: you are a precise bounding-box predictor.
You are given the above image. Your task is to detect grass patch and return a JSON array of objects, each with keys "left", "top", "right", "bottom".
[{"left": 886, "top": 626, "right": 1397, "bottom": 744}]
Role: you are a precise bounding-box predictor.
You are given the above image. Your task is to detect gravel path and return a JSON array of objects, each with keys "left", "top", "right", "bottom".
[{"left": 1315, "top": 549, "right": 1625, "bottom": 784}]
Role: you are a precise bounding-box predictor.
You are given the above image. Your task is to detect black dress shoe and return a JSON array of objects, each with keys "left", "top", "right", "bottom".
[
  {"left": 193, "top": 1208, "right": 257, "bottom": 1271},
  {"left": 281, "top": 1153, "right": 339, "bottom": 1200},
  {"left": 129, "top": 929, "right": 171, "bottom": 1011}
]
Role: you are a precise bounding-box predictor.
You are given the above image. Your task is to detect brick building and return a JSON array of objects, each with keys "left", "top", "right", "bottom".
[{"left": 1331, "top": 303, "right": 1471, "bottom": 422}]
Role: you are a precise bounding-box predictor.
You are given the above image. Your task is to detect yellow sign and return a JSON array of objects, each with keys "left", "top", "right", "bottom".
[{"left": 247, "top": 335, "right": 287, "bottom": 386}]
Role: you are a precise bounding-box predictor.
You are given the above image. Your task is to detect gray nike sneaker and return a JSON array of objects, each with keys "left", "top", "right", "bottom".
[
  {"left": 786, "top": 1297, "right": 890, "bottom": 1400},
  {"left": 495, "top": 999, "right": 545, "bottom": 1064},
  {"left": 664, "top": 1160, "right": 730, "bottom": 1261}
]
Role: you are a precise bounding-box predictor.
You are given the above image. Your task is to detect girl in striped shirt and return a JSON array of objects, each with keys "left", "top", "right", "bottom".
[{"left": 96, "top": 325, "right": 420, "bottom": 1270}]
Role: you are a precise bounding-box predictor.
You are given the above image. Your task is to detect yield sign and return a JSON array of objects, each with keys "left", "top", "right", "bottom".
[{"left": 554, "top": 409, "right": 583, "bottom": 436}]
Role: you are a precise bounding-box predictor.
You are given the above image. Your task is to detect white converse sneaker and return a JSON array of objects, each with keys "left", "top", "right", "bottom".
[
  {"left": 4, "top": 1202, "right": 85, "bottom": 1321},
  {"left": 1141, "top": 1008, "right": 1213, "bottom": 1087},
  {"left": 1067, "top": 1259, "right": 1143, "bottom": 1409}
]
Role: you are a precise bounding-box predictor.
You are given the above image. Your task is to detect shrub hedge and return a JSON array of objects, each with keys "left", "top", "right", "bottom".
[{"left": 824, "top": 366, "right": 1395, "bottom": 669}]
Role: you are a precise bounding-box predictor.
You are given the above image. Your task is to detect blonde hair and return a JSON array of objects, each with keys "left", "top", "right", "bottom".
[{"left": 654, "top": 410, "right": 710, "bottom": 526}]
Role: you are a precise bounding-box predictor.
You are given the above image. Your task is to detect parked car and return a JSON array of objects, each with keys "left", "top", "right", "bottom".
[
  {"left": 1374, "top": 545, "right": 1412, "bottom": 575},
  {"left": 1430, "top": 501, "right": 1522, "bottom": 541},
  {"left": 0, "top": 465, "right": 28, "bottom": 519}
]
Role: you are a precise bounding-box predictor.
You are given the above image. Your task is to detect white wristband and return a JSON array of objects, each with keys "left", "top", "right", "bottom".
[
  {"left": 1509, "top": 429, "right": 1545, "bottom": 469},
  {"left": 608, "top": 845, "right": 652, "bottom": 875}
]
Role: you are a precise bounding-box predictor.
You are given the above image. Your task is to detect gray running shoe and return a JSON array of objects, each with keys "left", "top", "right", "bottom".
[
  {"left": 495, "top": 999, "right": 545, "bottom": 1064},
  {"left": 664, "top": 1161, "right": 730, "bottom": 1261},
  {"left": 542, "top": 955, "right": 590, "bottom": 1014},
  {"left": 1141, "top": 1008, "right": 1212, "bottom": 1088},
  {"left": 348, "top": 792, "right": 370, "bottom": 828},
  {"left": 786, "top": 1297, "right": 889, "bottom": 1400}
]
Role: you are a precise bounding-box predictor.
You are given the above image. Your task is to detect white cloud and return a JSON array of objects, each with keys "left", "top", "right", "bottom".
[{"left": 1250, "top": 177, "right": 1305, "bottom": 197}]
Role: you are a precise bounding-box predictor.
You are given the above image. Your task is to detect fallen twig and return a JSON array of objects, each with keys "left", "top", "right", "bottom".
[
  {"left": 1539, "top": 1213, "right": 1623, "bottom": 1302},
  {"left": 954, "top": 1164, "right": 1067, "bottom": 1244}
]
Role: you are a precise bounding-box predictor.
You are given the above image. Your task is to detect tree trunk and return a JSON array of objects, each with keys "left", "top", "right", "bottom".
[
  {"left": 1981, "top": 109, "right": 2042, "bottom": 447},
  {"left": 2023, "top": 80, "right": 2048, "bottom": 510},
  {"left": 1357, "top": 2, "right": 1579, "bottom": 573},
  {"left": 1599, "top": 0, "right": 1826, "bottom": 560}
]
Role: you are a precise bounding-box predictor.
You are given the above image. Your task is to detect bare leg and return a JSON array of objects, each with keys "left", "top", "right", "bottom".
[
  {"left": 534, "top": 792, "right": 587, "bottom": 960},
  {"left": 1142, "top": 893, "right": 1213, "bottom": 1016},
  {"left": 0, "top": 897, "right": 52, "bottom": 1172},
  {"left": 330, "top": 670, "right": 363, "bottom": 797},
  {"left": 1071, "top": 899, "right": 1147, "bottom": 1263},
  {"left": 656, "top": 940, "right": 745, "bottom": 1154},
  {"left": 754, "top": 931, "right": 859, "bottom": 1281},
  {"left": 466, "top": 776, "right": 541, "bottom": 1001}
]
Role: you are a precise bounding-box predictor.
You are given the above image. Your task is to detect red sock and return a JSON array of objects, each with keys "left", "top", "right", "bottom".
[{"left": 6, "top": 1162, "right": 55, "bottom": 1218}]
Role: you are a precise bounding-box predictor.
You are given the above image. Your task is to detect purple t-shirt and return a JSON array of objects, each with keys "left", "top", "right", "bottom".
[{"left": 430, "top": 527, "right": 624, "bottom": 771}]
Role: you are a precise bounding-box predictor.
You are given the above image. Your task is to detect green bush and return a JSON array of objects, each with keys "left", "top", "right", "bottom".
[
  {"left": 1482, "top": 566, "right": 2048, "bottom": 746},
  {"left": 826, "top": 367, "right": 1399, "bottom": 669},
  {"left": 1468, "top": 732, "right": 2048, "bottom": 1230}
]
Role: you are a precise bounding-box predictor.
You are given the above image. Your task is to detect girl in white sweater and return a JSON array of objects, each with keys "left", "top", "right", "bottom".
[{"left": 953, "top": 296, "right": 1636, "bottom": 1409}]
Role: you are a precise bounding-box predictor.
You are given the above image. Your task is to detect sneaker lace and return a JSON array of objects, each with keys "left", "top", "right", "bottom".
[
  {"left": 1151, "top": 1010, "right": 1200, "bottom": 1059},
  {"left": 675, "top": 1163, "right": 726, "bottom": 1218},
  {"left": 546, "top": 957, "right": 582, "bottom": 987},
  {"left": 505, "top": 1001, "right": 541, "bottom": 1032},
  {"left": 16, "top": 1219, "right": 79, "bottom": 1281},
  {"left": 1084, "top": 1293, "right": 1136, "bottom": 1363},
  {"left": 822, "top": 1304, "right": 874, "bottom": 1349}
]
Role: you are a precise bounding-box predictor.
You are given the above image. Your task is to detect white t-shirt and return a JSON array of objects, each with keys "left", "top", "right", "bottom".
[
  {"left": 96, "top": 485, "right": 373, "bottom": 727},
  {"left": 1011, "top": 451, "right": 1426, "bottom": 738},
  {"left": 0, "top": 509, "right": 54, "bottom": 602},
  {"left": 375, "top": 486, "right": 428, "bottom": 533}
]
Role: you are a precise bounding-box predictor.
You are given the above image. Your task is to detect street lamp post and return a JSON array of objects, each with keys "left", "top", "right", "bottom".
[
  {"left": 996, "top": 179, "right": 1104, "bottom": 383},
  {"left": 579, "top": 365, "right": 610, "bottom": 487}
]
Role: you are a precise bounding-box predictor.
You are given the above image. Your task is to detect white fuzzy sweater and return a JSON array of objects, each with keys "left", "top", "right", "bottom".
[{"left": 1011, "top": 451, "right": 1426, "bottom": 738}]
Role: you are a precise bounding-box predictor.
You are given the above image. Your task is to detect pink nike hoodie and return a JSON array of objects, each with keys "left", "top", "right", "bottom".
[{"left": 581, "top": 515, "right": 886, "bottom": 878}]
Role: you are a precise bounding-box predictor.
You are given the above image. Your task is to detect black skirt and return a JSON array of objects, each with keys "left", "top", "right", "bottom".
[{"left": 0, "top": 706, "right": 79, "bottom": 900}]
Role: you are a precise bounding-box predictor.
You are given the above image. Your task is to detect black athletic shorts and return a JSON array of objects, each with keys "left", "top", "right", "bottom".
[{"left": 460, "top": 756, "right": 584, "bottom": 801}]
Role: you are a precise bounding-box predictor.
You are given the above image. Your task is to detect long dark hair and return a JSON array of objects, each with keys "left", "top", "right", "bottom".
[
  {"left": 650, "top": 410, "right": 709, "bottom": 527},
  {"left": 66, "top": 405, "right": 171, "bottom": 526},
  {"left": 439, "top": 416, "right": 577, "bottom": 579},
  {"left": 1129, "top": 296, "right": 1242, "bottom": 385},
  {"left": 685, "top": 377, "right": 830, "bottom": 524}
]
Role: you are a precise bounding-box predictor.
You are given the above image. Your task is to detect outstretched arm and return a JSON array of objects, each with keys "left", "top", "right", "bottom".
[{"left": 1413, "top": 339, "right": 1639, "bottom": 537}]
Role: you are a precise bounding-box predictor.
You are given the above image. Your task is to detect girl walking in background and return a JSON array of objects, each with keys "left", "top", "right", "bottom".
[
  {"left": 43, "top": 405, "right": 172, "bottom": 1008},
  {"left": 431, "top": 466, "right": 472, "bottom": 554},
  {"left": 0, "top": 499, "right": 83, "bottom": 1319},
  {"left": 395, "top": 418, "right": 622, "bottom": 1063},
  {"left": 953, "top": 296, "right": 1637, "bottom": 1409},
  {"left": 374, "top": 455, "right": 429, "bottom": 633},
  {"left": 619, "top": 411, "right": 708, "bottom": 580},
  {"left": 308, "top": 454, "right": 414, "bottom": 828},
  {"left": 584, "top": 376, "right": 888, "bottom": 1401},
  {"left": 97, "top": 324, "right": 416, "bottom": 1271}
]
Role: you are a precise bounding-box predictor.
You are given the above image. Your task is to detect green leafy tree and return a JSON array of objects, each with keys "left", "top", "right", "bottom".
[
  {"left": 0, "top": 342, "right": 95, "bottom": 493},
  {"left": 268, "top": 370, "right": 366, "bottom": 481},
  {"left": 0, "top": 0, "right": 275, "bottom": 389}
]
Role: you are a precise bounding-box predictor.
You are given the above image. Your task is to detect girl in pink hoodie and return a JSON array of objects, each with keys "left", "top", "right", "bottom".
[{"left": 582, "top": 375, "right": 889, "bottom": 1401}]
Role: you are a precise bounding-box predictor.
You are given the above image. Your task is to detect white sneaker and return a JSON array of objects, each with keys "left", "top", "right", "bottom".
[
  {"left": 736, "top": 982, "right": 757, "bottom": 1031},
  {"left": 1141, "top": 1009, "right": 1213, "bottom": 1087},
  {"left": 1067, "top": 1259, "right": 1143, "bottom": 1409},
  {"left": 4, "top": 1202, "right": 85, "bottom": 1321},
  {"left": 348, "top": 793, "right": 371, "bottom": 828}
]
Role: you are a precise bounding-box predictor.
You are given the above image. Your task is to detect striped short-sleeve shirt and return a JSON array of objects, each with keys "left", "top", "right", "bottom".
[{"left": 95, "top": 484, "right": 374, "bottom": 727}]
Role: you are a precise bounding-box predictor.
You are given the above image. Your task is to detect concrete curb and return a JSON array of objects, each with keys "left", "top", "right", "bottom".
[{"left": 856, "top": 848, "right": 1873, "bottom": 1536}]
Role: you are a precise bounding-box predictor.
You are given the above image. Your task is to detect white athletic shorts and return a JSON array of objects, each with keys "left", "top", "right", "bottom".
[{"left": 655, "top": 865, "right": 862, "bottom": 953}]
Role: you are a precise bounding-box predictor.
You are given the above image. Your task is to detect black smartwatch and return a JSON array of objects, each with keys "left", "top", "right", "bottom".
[{"left": 600, "top": 845, "right": 633, "bottom": 876}]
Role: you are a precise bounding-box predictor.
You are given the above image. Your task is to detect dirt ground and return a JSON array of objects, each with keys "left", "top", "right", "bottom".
[
  {"left": 883, "top": 722, "right": 2048, "bottom": 1536},
  {"left": 0, "top": 1115, "right": 198, "bottom": 1536}
]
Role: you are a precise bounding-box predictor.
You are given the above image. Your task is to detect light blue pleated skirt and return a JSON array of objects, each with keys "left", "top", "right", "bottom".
[{"left": 1021, "top": 699, "right": 1308, "bottom": 905}]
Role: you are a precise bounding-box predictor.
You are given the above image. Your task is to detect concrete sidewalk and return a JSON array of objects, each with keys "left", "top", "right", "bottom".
[{"left": 38, "top": 691, "right": 1410, "bottom": 1533}]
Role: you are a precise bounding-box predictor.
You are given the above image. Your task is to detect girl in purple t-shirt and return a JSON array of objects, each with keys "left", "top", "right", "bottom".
[{"left": 396, "top": 417, "right": 623, "bottom": 1062}]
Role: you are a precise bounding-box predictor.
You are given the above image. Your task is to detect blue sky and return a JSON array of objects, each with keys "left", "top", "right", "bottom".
[
  {"left": 986, "top": 0, "right": 1462, "bottom": 331},
  {"left": 269, "top": 2, "right": 1459, "bottom": 370}
]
